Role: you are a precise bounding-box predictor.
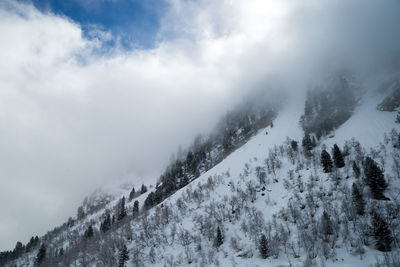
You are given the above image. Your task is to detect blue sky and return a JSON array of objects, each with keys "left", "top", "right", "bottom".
[{"left": 24, "top": 0, "right": 169, "bottom": 49}]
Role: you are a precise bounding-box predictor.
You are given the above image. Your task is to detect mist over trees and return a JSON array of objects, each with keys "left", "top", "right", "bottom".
[
  {"left": 3, "top": 122, "right": 400, "bottom": 266},
  {"left": 2, "top": 73, "right": 400, "bottom": 267},
  {"left": 377, "top": 79, "right": 400, "bottom": 112},
  {"left": 143, "top": 94, "right": 280, "bottom": 210},
  {"left": 300, "top": 72, "right": 361, "bottom": 137}
]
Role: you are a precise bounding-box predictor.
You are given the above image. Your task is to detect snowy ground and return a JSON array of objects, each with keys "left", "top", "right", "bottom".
[
  {"left": 9, "top": 88, "right": 400, "bottom": 267},
  {"left": 325, "top": 88, "right": 400, "bottom": 148}
]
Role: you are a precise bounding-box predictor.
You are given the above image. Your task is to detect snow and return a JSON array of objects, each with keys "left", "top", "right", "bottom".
[
  {"left": 196, "top": 98, "right": 303, "bottom": 182},
  {"left": 149, "top": 90, "right": 400, "bottom": 267},
  {"left": 9, "top": 89, "right": 400, "bottom": 267},
  {"left": 325, "top": 90, "right": 400, "bottom": 148}
]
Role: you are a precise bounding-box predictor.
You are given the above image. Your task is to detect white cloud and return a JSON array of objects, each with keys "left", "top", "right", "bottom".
[{"left": 0, "top": 0, "right": 399, "bottom": 250}]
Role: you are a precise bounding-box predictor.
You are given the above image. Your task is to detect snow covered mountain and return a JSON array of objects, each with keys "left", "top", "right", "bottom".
[{"left": 2, "top": 73, "right": 400, "bottom": 267}]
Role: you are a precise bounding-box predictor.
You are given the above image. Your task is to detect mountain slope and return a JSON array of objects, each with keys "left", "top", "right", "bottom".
[
  {"left": 325, "top": 89, "right": 399, "bottom": 148},
  {"left": 3, "top": 84, "right": 400, "bottom": 267}
]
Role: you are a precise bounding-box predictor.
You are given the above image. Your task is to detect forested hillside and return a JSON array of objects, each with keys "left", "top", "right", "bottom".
[{"left": 2, "top": 76, "right": 400, "bottom": 267}]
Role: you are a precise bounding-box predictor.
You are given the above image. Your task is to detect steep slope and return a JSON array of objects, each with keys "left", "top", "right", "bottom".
[
  {"left": 325, "top": 89, "right": 399, "bottom": 148},
  {"left": 184, "top": 98, "right": 304, "bottom": 186},
  {"left": 133, "top": 91, "right": 399, "bottom": 267},
  {"left": 4, "top": 86, "right": 400, "bottom": 267}
]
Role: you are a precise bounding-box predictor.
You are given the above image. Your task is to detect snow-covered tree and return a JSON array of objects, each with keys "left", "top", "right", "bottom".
[
  {"left": 372, "top": 212, "right": 392, "bottom": 252},
  {"left": 259, "top": 234, "right": 269, "bottom": 259},
  {"left": 118, "top": 244, "right": 129, "bottom": 267},
  {"left": 35, "top": 244, "right": 46, "bottom": 266},
  {"left": 321, "top": 150, "right": 333, "bottom": 173},
  {"left": 215, "top": 227, "right": 223, "bottom": 247},
  {"left": 333, "top": 144, "right": 345, "bottom": 168}
]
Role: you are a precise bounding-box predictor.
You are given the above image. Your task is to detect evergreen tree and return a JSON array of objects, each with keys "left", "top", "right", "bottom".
[
  {"left": 290, "top": 140, "right": 298, "bottom": 151},
  {"left": 321, "top": 150, "right": 333, "bottom": 173},
  {"left": 118, "top": 244, "right": 129, "bottom": 267},
  {"left": 332, "top": 144, "right": 345, "bottom": 168},
  {"left": 132, "top": 200, "right": 139, "bottom": 218},
  {"left": 222, "top": 131, "right": 234, "bottom": 152},
  {"left": 144, "top": 192, "right": 155, "bottom": 209},
  {"left": 14, "top": 242, "right": 23, "bottom": 257},
  {"left": 302, "top": 134, "right": 313, "bottom": 151},
  {"left": 26, "top": 236, "right": 37, "bottom": 252},
  {"left": 372, "top": 212, "right": 392, "bottom": 251},
  {"left": 364, "top": 157, "right": 387, "bottom": 199},
  {"left": 321, "top": 210, "right": 333, "bottom": 239},
  {"left": 140, "top": 184, "right": 148, "bottom": 194},
  {"left": 398, "top": 133, "right": 400, "bottom": 148},
  {"left": 258, "top": 234, "right": 269, "bottom": 259},
  {"left": 118, "top": 197, "right": 127, "bottom": 221},
  {"left": 84, "top": 225, "right": 94, "bottom": 239},
  {"left": 185, "top": 151, "right": 196, "bottom": 174},
  {"left": 100, "top": 214, "right": 111, "bottom": 233},
  {"left": 351, "top": 183, "right": 365, "bottom": 216},
  {"left": 161, "top": 174, "right": 177, "bottom": 197},
  {"left": 215, "top": 227, "right": 223, "bottom": 247},
  {"left": 59, "top": 247, "right": 64, "bottom": 257},
  {"left": 25, "top": 236, "right": 39, "bottom": 253},
  {"left": 129, "top": 187, "right": 135, "bottom": 201},
  {"left": 77, "top": 206, "right": 85, "bottom": 220},
  {"left": 35, "top": 244, "right": 46, "bottom": 266},
  {"left": 352, "top": 161, "right": 361, "bottom": 178}
]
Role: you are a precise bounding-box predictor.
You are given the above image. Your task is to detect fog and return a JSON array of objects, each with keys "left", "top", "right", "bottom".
[{"left": 0, "top": 0, "right": 399, "bottom": 250}]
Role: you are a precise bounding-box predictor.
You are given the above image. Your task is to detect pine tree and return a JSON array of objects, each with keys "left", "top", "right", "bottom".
[
  {"left": 84, "top": 225, "right": 94, "bottom": 239},
  {"left": 118, "top": 244, "right": 129, "bottom": 267},
  {"left": 364, "top": 157, "right": 387, "bottom": 199},
  {"left": 321, "top": 150, "right": 333, "bottom": 173},
  {"left": 352, "top": 161, "right": 360, "bottom": 178},
  {"left": 132, "top": 200, "right": 139, "bottom": 218},
  {"left": 77, "top": 206, "right": 85, "bottom": 220},
  {"left": 118, "top": 197, "right": 127, "bottom": 221},
  {"left": 101, "top": 214, "right": 111, "bottom": 233},
  {"left": 398, "top": 133, "right": 400, "bottom": 148},
  {"left": 321, "top": 210, "right": 333, "bottom": 239},
  {"left": 302, "top": 134, "right": 313, "bottom": 151},
  {"left": 259, "top": 234, "right": 269, "bottom": 259},
  {"left": 129, "top": 187, "right": 135, "bottom": 201},
  {"left": 351, "top": 183, "right": 365, "bottom": 216},
  {"left": 291, "top": 140, "right": 298, "bottom": 151},
  {"left": 162, "top": 174, "right": 177, "bottom": 196},
  {"left": 14, "top": 241, "right": 23, "bottom": 257},
  {"left": 59, "top": 247, "right": 64, "bottom": 257},
  {"left": 140, "top": 184, "right": 147, "bottom": 194},
  {"left": 144, "top": 192, "right": 155, "bottom": 209},
  {"left": 215, "top": 227, "right": 223, "bottom": 247},
  {"left": 372, "top": 212, "right": 392, "bottom": 251},
  {"left": 332, "top": 144, "right": 345, "bottom": 168},
  {"left": 35, "top": 244, "right": 46, "bottom": 266}
]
